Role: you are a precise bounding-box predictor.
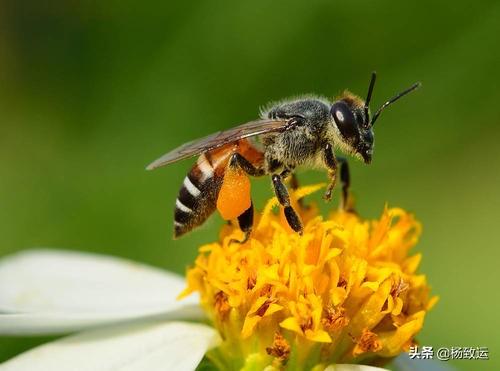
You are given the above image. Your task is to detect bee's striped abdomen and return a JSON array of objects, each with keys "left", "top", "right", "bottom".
[
  {"left": 173, "top": 140, "right": 264, "bottom": 238},
  {"left": 173, "top": 152, "right": 226, "bottom": 238}
]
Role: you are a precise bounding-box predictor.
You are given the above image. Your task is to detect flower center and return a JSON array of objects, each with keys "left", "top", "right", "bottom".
[{"left": 180, "top": 184, "right": 437, "bottom": 370}]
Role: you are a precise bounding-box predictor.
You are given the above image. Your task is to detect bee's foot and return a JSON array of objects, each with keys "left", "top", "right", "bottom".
[
  {"left": 229, "top": 231, "right": 251, "bottom": 245},
  {"left": 343, "top": 206, "right": 358, "bottom": 215},
  {"left": 323, "top": 191, "right": 333, "bottom": 202},
  {"left": 339, "top": 197, "right": 358, "bottom": 215}
]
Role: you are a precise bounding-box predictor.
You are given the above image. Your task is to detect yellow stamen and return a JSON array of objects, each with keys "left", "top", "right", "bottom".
[
  {"left": 266, "top": 331, "right": 291, "bottom": 363},
  {"left": 322, "top": 305, "right": 350, "bottom": 332},
  {"left": 353, "top": 329, "right": 383, "bottom": 356}
]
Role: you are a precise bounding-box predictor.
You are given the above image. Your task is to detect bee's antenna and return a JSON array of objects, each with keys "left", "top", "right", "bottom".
[
  {"left": 370, "top": 81, "right": 421, "bottom": 127},
  {"left": 364, "top": 71, "right": 377, "bottom": 122},
  {"left": 365, "top": 71, "right": 377, "bottom": 107}
]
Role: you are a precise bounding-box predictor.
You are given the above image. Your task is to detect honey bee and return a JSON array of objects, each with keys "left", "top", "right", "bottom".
[{"left": 147, "top": 72, "right": 420, "bottom": 241}]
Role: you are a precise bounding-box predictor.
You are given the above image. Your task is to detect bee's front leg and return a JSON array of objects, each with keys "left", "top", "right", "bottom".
[
  {"left": 323, "top": 143, "right": 338, "bottom": 202},
  {"left": 271, "top": 173, "right": 303, "bottom": 234}
]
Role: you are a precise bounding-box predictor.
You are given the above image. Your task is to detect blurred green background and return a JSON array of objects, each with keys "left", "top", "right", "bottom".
[{"left": 1, "top": 1, "right": 499, "bottom": 370}]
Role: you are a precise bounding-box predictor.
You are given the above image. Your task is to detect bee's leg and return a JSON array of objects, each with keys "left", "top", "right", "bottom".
[
  {"left": 229, "top": 201, "right": 254, "bottom": 245},
  {"left": 229, "top": 153, "right": 265, "bottom": 177},
  {"left": 226, "top": 153, "right": 261, "bottom": 244},
  {"left": 271, "top": 174, "right": 303, "bottom": 234},
  {"left": 337, "top": 156, "right": 351, "bottom": 210},
  {"left": 323, "top": 143, "right": 338, "bottom": 202}
]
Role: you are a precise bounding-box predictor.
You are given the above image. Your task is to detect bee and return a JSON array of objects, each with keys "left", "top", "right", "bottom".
[{"left": 147, "top": 72, "right": 420, "bottom": 241}]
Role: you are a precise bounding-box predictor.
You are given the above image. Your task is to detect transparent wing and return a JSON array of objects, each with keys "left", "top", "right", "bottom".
[{"left": 146, "top": 119, "right": 290, "bottom": 170}]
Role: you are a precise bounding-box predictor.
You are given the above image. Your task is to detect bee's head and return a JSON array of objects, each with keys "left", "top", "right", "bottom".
[
  {"left": 330, "top": 91, "right": 374, "bottom": 163},
  {"left": 330, "top": 72, "right": 421, "bottom": 164}
]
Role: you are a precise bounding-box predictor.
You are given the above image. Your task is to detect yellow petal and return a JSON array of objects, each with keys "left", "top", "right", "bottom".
[
  {"left": 280, "top": 317, "right": 303, "bottom": 335},
  {"left": 264, "top": 303, "right": 284, "bottom": 317},
  {"left": 392, "top": 297, "right": 403, "bottom": 316},
  {"left": 378, "top": 311, "right": 425, "bottom": 356},
  {"left": 331, "top": 287, "right": 347, "bottom": 306},
  {"left": 325, "top": 248, "right": 343, "bottom": 261},
  {"left": 241, "top": 315, "right": 261, "bottom": 338},
  {"left": 403, "top": 253, "right": 422, "bottom": 274},
  {"left": 305, "top": 329, "right": 332, "bottom": 343},
  {"left": 293, "top": 183, "right": 326, "bottom": 200},
  {"left": 361, "top": 281, "right": 380, "bottom": 292}
]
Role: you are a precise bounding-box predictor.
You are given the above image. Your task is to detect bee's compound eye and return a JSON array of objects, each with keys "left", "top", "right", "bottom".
[
  {"left": 335, "top": 109, "right": 345, "bottom": 123},
  {"left": 331, "top": 101, "right": 358, "bottom": 140}
]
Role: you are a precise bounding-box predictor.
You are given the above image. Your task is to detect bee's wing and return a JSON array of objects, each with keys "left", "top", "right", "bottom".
[{"left": 146, "top": 119, "right": 290, "bottom": 170}]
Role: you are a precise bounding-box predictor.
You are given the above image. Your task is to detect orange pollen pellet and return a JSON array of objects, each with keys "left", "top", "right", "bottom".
[{"left": 217, "top": 166, "right": 251, "bottom": 220}]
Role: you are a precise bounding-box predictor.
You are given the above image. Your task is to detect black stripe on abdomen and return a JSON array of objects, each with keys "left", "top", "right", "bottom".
[{"left": 173, "top": 159, "right": 222, "bottom": 238}]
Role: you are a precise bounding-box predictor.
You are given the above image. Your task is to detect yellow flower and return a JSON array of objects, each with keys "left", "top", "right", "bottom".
[{"left": 180, "top": 184, "right": 437, "bottom": 370}]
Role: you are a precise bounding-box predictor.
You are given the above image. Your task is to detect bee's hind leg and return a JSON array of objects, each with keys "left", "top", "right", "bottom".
[
  {"left": 272, "top": 174, "right": 303, "bottom": 234},
  {"left": 229, "top": 201, "right": 254, "bottom": 245},
  {"left": 227, "top": 152, "right": 262, "bottom": 244},
  {"left": 229, "top": 153, "right": 265, "bottom": 177}
]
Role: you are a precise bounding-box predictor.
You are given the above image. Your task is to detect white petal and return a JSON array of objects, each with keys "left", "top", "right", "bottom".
[
  {"left": 325, "top": 365, "right": 387, "bottom": 371},
  {"left": 0, "top": 249, "right": 203, "bottom": 335},
  {"left": 0, "top": 321, "right": 220, "bottom": 371}
]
